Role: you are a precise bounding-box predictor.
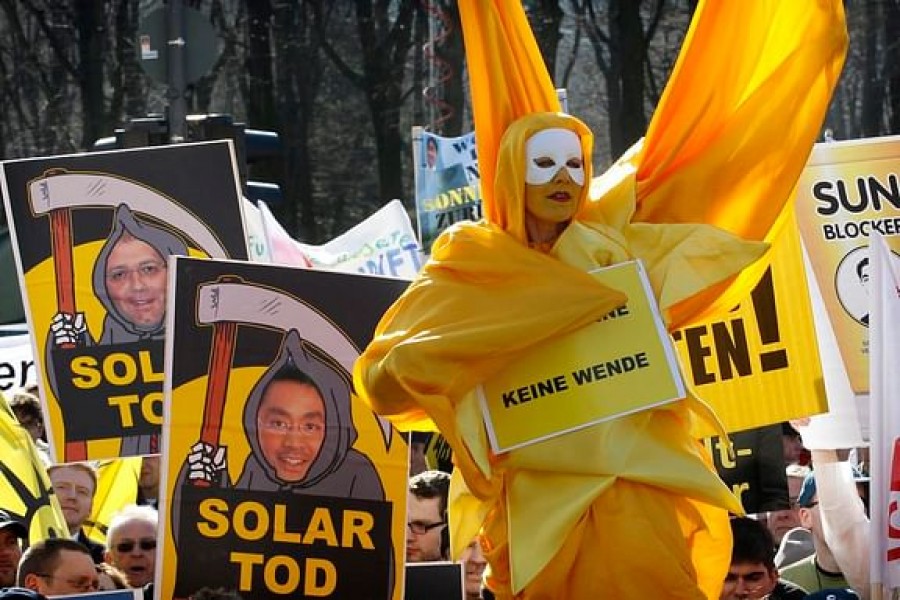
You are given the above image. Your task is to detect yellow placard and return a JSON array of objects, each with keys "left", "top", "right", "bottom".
[
  {"left": 478, "top": 260, "right": 684, "bottom": 452},
  {"left": 673, "top": 207, "right": 827, "bottom": 436}
]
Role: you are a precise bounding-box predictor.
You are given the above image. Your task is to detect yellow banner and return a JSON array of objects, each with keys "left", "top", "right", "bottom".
[
  {"left": 673, "top": 208, "right": 827, "bottom": 436},
  {"left": 0, "top": 393, "right": 68, "bottom": 542},
  {"left": 82, "top": 457, "right": 141, "bottom": 545},
  {"left": 479, "top": 261, "right": 684, "bottom": 452},
  {"left": 794, "top": 134, "right": 900, "bottom": 394}
]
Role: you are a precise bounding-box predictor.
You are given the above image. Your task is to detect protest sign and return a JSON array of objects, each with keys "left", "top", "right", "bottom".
[
  {"left": 1, "top": 141, "right": 249, "bottom": 462},
  {"left": 412, "top": 128, "right": 482, "bottom": 253},
  {"left": 794, "top": 134, "right": 900, "bottom": 394},
  {"left": 260, "top": 200, "right": 423, "bottom": 279},
  {"left": 243, "top": 199, "right": 272, "bottom": 263},
  {"left": 82, "top": 457, "right": 142, "bottom": 545},
  {"left": 404, "top": 562, "right": 464, "bottom": 600},
  {"left": 0, "top": 326, "right": 35, "bottom": 392},
  {"left": 159, "top": 257, "right": 409, "bottom": 600},
  {"left": 672, "top": 208, "right": 827, "bottom": 436},
  {"left": 54, "top": 591, "right": 142, "bottom": 600},
  {"left": 478, "top": 261, "right": 683, "bottom": 452},
  {"left": 0, "top": 393, "right": 68, "bottom": 542},
  {"left": 703, "top": 423, "right": 789, "bottom": 514}
]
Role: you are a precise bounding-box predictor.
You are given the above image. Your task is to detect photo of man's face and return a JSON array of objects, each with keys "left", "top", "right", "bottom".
[
  {"left": 257, "top": 380, "right": 326, "bottom": 482},
  {"left": 104, "top": 237, "right": 167, "bottom": 329}
]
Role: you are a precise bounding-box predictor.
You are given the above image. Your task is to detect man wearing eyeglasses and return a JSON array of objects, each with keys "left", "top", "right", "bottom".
[
  {"left": 103, "top": 504, "right": 158, "bottom": 589},
  {"left": 17, "top": 538, "right": 99, "bottom": 595},
  {"left": 186, "top": 331, "right": 385, "bottom": 501},
  {"left": 49, "top": 203, "right": 188, "bottom": 456},
  {"left": 406, "top": 470, "right": 450, "bottom": 563}
]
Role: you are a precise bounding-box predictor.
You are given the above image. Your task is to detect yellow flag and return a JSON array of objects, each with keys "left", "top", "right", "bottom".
[
  {"left": 0, "top": 393, "right": 68, "bottom": 542},
  {"left": 634, "top": 1, "right": 847, "bottom": 325},
  {"left": 82, "top": 457, "right": 141, "bottom": 545}
]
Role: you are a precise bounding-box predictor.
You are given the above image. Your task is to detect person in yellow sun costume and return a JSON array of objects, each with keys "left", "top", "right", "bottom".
[{"left": 354, "top": 1, "right": 847, "bottom": 598}]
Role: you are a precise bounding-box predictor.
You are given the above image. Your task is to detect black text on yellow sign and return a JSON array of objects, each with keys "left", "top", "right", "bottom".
[
  {"left": 50, "top": 341, "right": 165, "bottom": 441},
  {"left": 671, "top": 269, "right": 789, "bottom": 387},
  {"left": 813, "top": 172, "right": 900, "bottom": 240},
  {"left": 175, "top": 487, "right": 393, "bottom": 600},
  {"left": 501, "top": 352, "right": 650, "bottom": 408}
]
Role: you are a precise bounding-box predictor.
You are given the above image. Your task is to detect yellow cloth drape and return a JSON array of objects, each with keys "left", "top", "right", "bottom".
[
  {"left": 83, "top": 457, "right": 141, "bottom": 545},
  {"left": 356, "top": 1, "right": 847, "bottom": 598},
  {"left": 0, "top": 393, "right": 69, "bottom": 542}
]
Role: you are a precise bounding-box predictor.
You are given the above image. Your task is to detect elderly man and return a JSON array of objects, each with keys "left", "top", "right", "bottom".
[
  {"left": 104, "top": 504, "right": 158, "bottom": 588},
  {"left": 406, "top": 470, "right": 450, "bottom": 563},
  {"left": 17, "top": 538, "right": 99, "bottom": 595},
  {"left": 0, "top": 510, "right": 27, "bottom": 588},
  {"left": 47, "top": 462, "right": 105, "bottom": 563}
]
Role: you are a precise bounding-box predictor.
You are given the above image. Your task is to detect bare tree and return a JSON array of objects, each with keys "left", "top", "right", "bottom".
[
  {"left": 527, "top": 0, "right": 564, "bottom": 80},
  {"left": 315, "top": 0, "right": 416, "bottom": 204},
  {"left": 272, "top": 1, "right": 326, "bottom": 240},
  {"left": 885, "top": 0, "right": 900, "bottom": 133},
  {"left": 570, "top": 0, "right": 670, "bottom": 157}
]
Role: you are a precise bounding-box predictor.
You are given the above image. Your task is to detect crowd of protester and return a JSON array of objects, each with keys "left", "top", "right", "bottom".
[{"left": 0, "top": 383, "right": 872, "bottom": 599}]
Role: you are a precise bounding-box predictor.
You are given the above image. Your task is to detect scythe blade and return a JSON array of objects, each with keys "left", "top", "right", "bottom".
[
  {"left": 28, "top": 171, "right": 231, "bottom": 258},
  {"left": 197, "top": 281, "right": 394, "bottom": 449}
]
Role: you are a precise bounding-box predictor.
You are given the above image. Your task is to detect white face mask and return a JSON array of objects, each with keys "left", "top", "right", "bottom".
[{"left": 524, "top": 128, "right": 585, "bottom": 186}]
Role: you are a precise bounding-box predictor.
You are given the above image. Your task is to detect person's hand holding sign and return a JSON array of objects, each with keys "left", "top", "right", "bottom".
[{"left": 187, "top": 441, "right": 227, "bottom": 485}]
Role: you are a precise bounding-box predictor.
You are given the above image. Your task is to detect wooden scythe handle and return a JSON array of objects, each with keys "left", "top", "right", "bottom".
[
  {"left": 199, "top": 320, "right": 238, "bottom": 448},
  {"left": 49, "top": 207, "right": 87, "bottom": 462},
  {"left": 193, "top": 270, "right": 242, "bottom": 487},
  {"left": 49, "top": 208, "right": 77, "bottom": 318}
]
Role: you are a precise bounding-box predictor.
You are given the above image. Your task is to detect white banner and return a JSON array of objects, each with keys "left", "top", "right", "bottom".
[
  {"left": 797, "top": 241, "right": 865, "bottom": 449},
  {"left": 259, "top": 199, "right": 423, "bottom": 280},
  {"left": 242, "top": 198, "right": 272, "bottom": 262},
  {"left": 0, "top": 328, "right": 36, "bottom": 393}
]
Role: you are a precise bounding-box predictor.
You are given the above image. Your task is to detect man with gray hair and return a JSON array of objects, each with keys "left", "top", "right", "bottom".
[{"left": 104, "top": 504, "right": 158, "bottom": 588}]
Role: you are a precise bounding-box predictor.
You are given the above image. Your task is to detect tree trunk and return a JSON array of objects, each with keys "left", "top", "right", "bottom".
[
  {"left": 861, "top": 0, "right": 884, "bottom": 137},
  {"left": 528, "top": 0, "right": 564, "bottom": 81},
  {"left": 243, "top": 0, "right": 276, "bottom": 127},
  {"left": 353, "top": 0, "right": 416, "bottom": 203},
  {"left": 272, "top": 0, "right": 321, "bottom": 240},
  {"left": 75, "top": 0, "right": 108, "bottom": 149},
  {"left": 608, "top": 0, "right": 646, "bottom": 156},
  {"left": 886, "top": 0, "right": 900, "bottom": 133}
]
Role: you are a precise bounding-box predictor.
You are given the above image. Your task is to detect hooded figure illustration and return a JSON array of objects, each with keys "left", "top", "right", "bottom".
[
  {"left": 236, "top": 330, "right": 384, "bottom": 498},
  {"left": 183, "top": 330, "right": 385, "bottom": 499},
  {"left": 172, "top": 330, "right": 394, "bottom": 599},
  {"left": 235, "top": 331, "right": 384, "bottom": 500},
  {"left": 90, "top": 203, "right": 187, "bottom": 344},
  {"left": 46, "top": 204, "right": 187, "bottom": 456}
]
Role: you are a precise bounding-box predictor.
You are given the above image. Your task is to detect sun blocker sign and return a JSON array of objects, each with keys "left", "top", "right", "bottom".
[{"left": 478, "top": 260, "right": 684, "bottom": 452}]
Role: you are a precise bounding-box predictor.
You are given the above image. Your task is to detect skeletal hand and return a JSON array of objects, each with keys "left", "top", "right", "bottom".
[
  {"left": 50, "top": 312, "right": 86, "bottom": 346},
  {"left": 187, "top": 441, "right": 227, "bottom": 483}
]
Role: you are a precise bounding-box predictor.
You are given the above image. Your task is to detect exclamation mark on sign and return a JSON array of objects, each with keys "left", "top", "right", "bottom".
[{"left": 750, "top": 268, "right": 789, "bottom": 372}]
